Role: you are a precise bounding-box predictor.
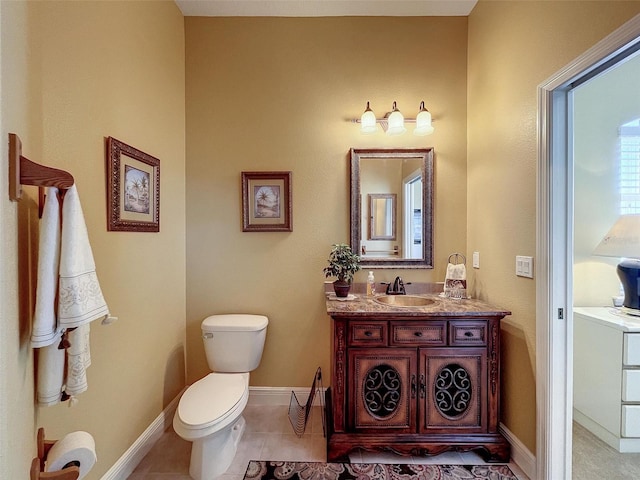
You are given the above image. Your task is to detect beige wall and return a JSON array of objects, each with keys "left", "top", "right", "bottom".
[
  {"left": 0, "top": 1, "right": 185, "bottom": 478},
  {"left": 184, "top": 17, "right": 468, "bottom": 387},
  {"left": 467, "top": 0, "right": 640, "bottom": 453},
  {"left": 0, "top": 3, "right": 35, "bottom": 476}
]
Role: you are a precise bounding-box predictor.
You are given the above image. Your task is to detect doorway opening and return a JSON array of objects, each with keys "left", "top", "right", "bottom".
[
  {"left": 537, "top": 14, "right": 640, "bottom": 480},
  {"left": 403, "top": 169, "right": 422, "bottom": 260}
]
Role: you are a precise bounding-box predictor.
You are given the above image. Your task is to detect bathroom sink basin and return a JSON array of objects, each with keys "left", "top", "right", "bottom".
[{"left": 374, "top": 295, "right": 436, "bottom": 307}]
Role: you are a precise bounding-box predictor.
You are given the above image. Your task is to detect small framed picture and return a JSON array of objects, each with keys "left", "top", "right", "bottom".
[
  {"left": 106, "top": 137, "right": 160, "bottom": 232},
  {"left": 242, "top": 171, "right": 292, "bottom": 232}
]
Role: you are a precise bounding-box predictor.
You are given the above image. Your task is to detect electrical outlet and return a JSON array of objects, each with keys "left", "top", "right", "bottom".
[
  {"left": 516, "top": 256, "right": 534, "bottom": 278},
  {"left": 472, "top": 251, "right": 480, "bottom": 269}
]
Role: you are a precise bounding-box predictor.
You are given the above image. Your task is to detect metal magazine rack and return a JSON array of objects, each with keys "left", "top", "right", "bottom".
[{"left": 288, "top": 367, "right": 325, "bottom": 437}]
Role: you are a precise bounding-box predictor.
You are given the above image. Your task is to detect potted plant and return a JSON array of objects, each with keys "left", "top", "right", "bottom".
[{"left": 323, "top": 243, "right": 361, "bottom": 297}]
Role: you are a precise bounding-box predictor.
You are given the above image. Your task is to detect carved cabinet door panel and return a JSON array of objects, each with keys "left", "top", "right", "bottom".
[
  {"left": 348, "top": 348, "right": 417, "bottom": 433},
  {"left": 419, "top": 347, "right": 487, "bottom": 434}
]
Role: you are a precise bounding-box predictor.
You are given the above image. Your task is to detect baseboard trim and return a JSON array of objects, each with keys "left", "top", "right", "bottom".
[
  {"left": 100, "top": 389, "right": 184, "bottom": 480},
  {"left": 500, "top": 422, "right": 536, "bottom": 479}
]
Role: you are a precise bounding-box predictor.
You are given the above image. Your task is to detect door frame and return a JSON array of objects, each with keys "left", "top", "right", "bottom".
[
  {"left": 403, "top": 169, "right": 422, "bottom": 259},
  {"left": 536, "top": 14, "right": 640, "bottom": 479}
]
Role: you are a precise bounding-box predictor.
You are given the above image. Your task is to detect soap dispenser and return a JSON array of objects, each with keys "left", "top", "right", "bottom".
[{"left": 367, "top": 271, "right": 376, "bottom": 296}]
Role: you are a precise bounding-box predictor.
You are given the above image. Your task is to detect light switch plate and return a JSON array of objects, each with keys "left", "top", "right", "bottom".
[
  {"left": 516, "top": 256, "right": 534, "bottom": 278},
  {"left": 472, "top": 251, "right": 480, "bottom": 269}
]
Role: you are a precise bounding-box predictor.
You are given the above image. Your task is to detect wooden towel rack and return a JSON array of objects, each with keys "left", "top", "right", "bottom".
[
  {"left": 8, "top": 133, "right": 74, "bottom": 202},
  {"left": 30, "top": 428, "right": 80, "bottom": 480}
]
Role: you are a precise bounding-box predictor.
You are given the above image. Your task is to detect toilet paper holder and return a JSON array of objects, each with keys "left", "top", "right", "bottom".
[{"left": 30, "top": 428, "right": 80, "bottom": 480}]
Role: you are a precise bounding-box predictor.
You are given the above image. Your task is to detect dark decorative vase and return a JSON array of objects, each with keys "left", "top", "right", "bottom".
[{"left": 333, "top": 279, "right": 351, "bottom": 298}]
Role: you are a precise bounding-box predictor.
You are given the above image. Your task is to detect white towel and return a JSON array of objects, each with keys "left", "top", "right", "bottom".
[
  {"left": 444, "top": 261, "right": 467, "bottom": 298},
  {"left": 33, "top": 185, "right": 109, "bottom": 406},
  {"left": 31, "top": 188, "right": 61, "bottom": 348},
  {"left": 65, "top": 324, "right": 92, "bottom": 397},
  {"left": 58, "top": 185, "right": 109, "bottom": 327},
  {"left": 57, "top": 186, "right": 109, "bottom": 402},
  {"left": 36, "top": 331, "right": 65, "bottom": 406}
]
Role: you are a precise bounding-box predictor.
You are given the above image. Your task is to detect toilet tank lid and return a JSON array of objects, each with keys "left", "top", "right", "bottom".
[{"left": 202, "top": 314, "right": 268, "bottom": 332}]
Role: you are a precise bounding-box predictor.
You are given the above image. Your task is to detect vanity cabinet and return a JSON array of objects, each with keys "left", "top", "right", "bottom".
[
  {"left": 350, "top": 346, "right": 487, "bottom": 434},
  {"left": 327, "top": 311, "right": 509, "bottom": 462}
]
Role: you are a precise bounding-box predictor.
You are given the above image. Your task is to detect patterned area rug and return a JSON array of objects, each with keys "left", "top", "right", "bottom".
[{"left": 243, "top": 461, "right": 518, "bottom": 480}]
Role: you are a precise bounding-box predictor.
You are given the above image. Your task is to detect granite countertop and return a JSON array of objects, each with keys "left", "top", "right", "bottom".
[{"left": 325, "top": 291, "right": 511, "bottom": 318}]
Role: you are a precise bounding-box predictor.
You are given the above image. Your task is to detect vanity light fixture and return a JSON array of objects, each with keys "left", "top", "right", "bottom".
[{"left": 353, "top": 101, "right": 435, "bottom": 136}]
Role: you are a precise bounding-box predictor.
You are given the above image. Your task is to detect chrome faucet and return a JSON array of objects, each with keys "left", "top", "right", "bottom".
[{"left": 385, "top": 276, "right": 406, "bottom": 295}]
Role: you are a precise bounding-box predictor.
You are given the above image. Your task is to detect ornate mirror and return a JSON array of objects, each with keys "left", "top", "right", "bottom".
[{"left": 350, "top": 148, "right": 433, "bottom": 268}]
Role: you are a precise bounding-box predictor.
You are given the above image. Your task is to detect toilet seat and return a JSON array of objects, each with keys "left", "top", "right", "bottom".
[{"left": 174, "top": 372, "right": 249, "bottom": 440}]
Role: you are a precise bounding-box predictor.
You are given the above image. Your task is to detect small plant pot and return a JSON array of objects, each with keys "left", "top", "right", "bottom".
[{"left": 333, "top": 280, "right": 351, "bottom": 298}]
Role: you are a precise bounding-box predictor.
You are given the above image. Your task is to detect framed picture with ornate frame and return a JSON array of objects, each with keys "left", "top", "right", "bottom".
[
  {"left": 106, "top": 137, "right": 160, "bottom": 232},
  {"left": 242, "top": 171, "right": 292, "bottom": 232}
]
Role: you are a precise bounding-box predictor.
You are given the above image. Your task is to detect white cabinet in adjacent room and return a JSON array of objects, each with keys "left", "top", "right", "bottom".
[{"left": 574, "top": 307, "right": 640, "bottom": 452}]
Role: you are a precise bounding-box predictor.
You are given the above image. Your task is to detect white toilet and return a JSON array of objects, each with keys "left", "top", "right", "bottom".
[{"left": 173, "top": 314, "right": 268, "bottom": 480}]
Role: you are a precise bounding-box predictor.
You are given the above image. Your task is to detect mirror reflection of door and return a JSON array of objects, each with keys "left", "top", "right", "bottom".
[
  {"left": 404, "top": 171, "right": 422, "bottom": 259},
  {"left": 359, "top": 157, "right": 403, "bottom": 258},
  {"left": 369, "top": 193, "right": 396, "bottom": 240}
]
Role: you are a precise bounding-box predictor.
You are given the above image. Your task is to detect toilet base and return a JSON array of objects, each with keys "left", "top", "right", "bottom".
[{"left": 189, "top": 415, "right": 246, "bottom": 480}]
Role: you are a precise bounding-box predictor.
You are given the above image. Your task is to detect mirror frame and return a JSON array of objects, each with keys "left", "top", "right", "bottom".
[{"left": 350, "top": 147, "right": 434, "bottom": 269}]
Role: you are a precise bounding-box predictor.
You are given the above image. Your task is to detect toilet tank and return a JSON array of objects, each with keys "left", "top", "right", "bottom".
[{"left": 201, "top": 314, "right": 268, "bottom": 372}]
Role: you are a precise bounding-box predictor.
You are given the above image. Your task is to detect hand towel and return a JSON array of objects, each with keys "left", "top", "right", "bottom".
[
  {"left": 444, "top": 258, "right": 467, "bottom": 298},
  {"left": 58, "top": 185, "right": 109, "bottom": 327},
  {"left": 65, "top": 324, "right": 92, "bottom": 397},
  {"left": 36, "top": 331, "right": 65, "bottom": 406},
  {"left": 31, "top": 188, "right": 61, "bottom": 348}
]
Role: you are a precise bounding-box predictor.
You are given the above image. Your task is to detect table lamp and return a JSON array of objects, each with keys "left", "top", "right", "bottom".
[{"left": 593, "top": 214, "right": 640, "bottom": 314}]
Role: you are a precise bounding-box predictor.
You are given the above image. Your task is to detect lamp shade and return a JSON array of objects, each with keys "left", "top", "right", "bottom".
[
  {"left": 414, "top": 101, "right": 434, "bottom": 136},
  {"left": 360, "top": 102, "right": 377, "bottom": 134},
  {"left": 386, "top": 102, "right": 405, "bottom": 136},
  {"left": 592, "top": 214, "right": 640, "bottom": 258},
  {"left": 593, "top": 214, "right": 640, "bottom": 313}
]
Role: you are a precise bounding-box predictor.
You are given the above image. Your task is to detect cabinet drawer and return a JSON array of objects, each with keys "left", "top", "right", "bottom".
[
  {"left": 390, "top": 322, "right": 446, "bottom": 345},
  {"left": 623, "top": 370, "right": 640, "bottom": 401},
  {"left": 348, "top": 322, "right": 387, "bottom": 346},
  {"left": 624, "top": 334, "right": 640, "bottom": 366},
  {"left": 449, "top": 321, "right": 487, "bottom": 346},
  {"left": 622, "top": 405, "right": 640, "bottom": 437}
]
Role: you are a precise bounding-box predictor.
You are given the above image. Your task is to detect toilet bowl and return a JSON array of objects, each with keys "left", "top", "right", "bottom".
[
  {"left": 173, "top": 314, "right": 268, "bottom": 480},
  {"left": 173, "top": 372, "right": 249, "bottom": 480}
]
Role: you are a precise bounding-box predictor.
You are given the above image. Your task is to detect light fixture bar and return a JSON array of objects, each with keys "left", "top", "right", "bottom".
[{"left": 351, "top": 101, "right": 435, "bottom": 135}]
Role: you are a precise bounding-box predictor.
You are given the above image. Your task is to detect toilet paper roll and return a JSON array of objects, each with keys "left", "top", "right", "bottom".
[{"left": 45, "top": 431, "right": 97, "bottom": 479}]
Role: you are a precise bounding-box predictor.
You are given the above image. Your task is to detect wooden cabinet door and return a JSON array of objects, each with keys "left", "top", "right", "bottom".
[
  {"left": 419, "top": 347, "right": 487, "bottom": 434},
  {"left": 348, "top": 348, "right": 417, "bottom": 433}
]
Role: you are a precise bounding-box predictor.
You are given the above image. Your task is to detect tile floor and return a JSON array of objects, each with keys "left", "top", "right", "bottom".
[{"left": 128, "top": 404, "right": 529, "bottom": 479}]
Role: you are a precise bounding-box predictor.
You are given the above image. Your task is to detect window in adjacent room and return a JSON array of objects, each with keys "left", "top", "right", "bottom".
[{"left": 619, "top": 118, "right": 640, "bottom": 214}]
